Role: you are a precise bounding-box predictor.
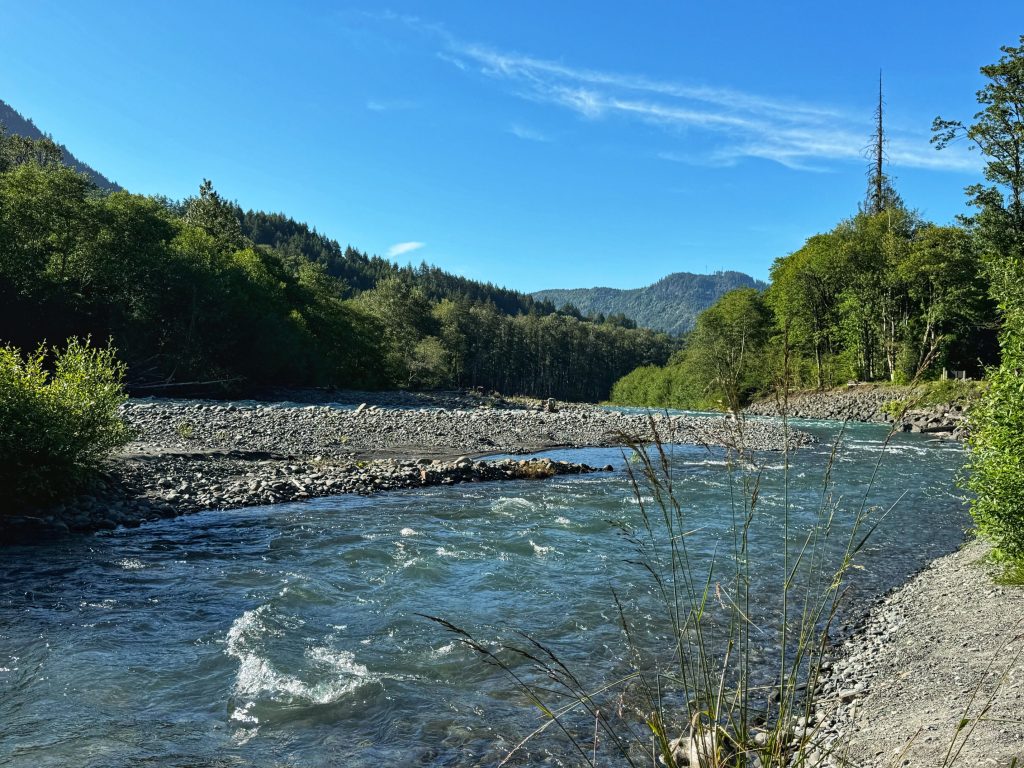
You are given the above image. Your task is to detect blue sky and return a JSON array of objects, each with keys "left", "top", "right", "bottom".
[{"left": 0, "top": 1, "right": 1019, "bottom": 292}]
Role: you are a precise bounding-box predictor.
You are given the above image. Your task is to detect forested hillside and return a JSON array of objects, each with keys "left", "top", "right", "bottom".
[
  {"left": 0, "top": 132, "right": 672, "bottom": 402},
  {"left": 0, "top": 98, "right": 118, "bottom": 191},
  {"left": 533, "top": 270, "right": 766, "bottom": 335},
  {"left": 237, "top": 210, "right": 563, "bottom": 317},
  {"left": 611, "top": 192, "right": 998, "bottom": 410}
]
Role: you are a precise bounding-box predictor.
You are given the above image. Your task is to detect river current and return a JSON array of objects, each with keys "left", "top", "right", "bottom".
[{"left": 0, "top": 419, "right": 967, "bottom": 767}]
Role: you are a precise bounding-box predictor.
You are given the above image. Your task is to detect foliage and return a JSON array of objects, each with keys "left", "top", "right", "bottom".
[
  {"left": 610, "top": 289, "right": 773, "bottom": 411},
  {"left": 876, "top": 379, "right": 984, "bottom": 421},
  {"left": 915, "top": 378, "right": 985, "bottom": 408},
  {"left": 933, "top": 34, "right": 1024, "bottom": 280},
  {"left": 608, "top": 364, "right": 698, "bottom": 410},
  {"left": 0, "top": 139, "right": 671, "bottom": 401},
  {"left": 0, "top": 338, "right": 133, "bottom": 510},
  {"left": 771, "top": 207, "right": 991, "bottom": 386},
  {"left": 533, "top": 270, "right": 767, "bottom": 336},
  {"left": 240, "top": 208, "right": 565, "bottom": 316},
  {"left": 682, "top": 287, "right": 773, "bottom": 410},
  {"left": 613, "top": 207, "right": 997, "bottom": 409},
  {"left": 935, "top": 36, "right": 1024, "bottom": 561},
  {"left": 964, "top": 359, "right": 1024, "bottom": 559},
  {"left": 0, "top": 97, "right": 118, "bottom": 189}
]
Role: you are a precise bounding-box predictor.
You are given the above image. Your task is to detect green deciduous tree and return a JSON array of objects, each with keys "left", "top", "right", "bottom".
[
  {"left": 935, "top": 36, "right": 1024, "bottom": 559},
  {"left": 899, "top": 225, "right": 992, "bottom": 375},
  {"left": 768, "top": 232, "right": 848, "bottom": 388},
  {"left": 683, "top": 288, "right": 773, "bottom": 410}
]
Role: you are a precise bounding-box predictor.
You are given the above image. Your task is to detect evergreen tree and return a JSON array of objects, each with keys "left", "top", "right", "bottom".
[{"left": 863, "top": 73, "right": 903, "bottom": 215}]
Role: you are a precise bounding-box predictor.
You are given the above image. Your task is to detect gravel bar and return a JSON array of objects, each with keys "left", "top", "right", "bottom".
[{"left": 2, "top": 394, "right": 809, "bottom": 540}]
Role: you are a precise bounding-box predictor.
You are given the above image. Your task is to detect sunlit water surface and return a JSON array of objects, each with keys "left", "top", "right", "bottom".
[{"left": 0, "top": 420, "right": 968, "bottom": 767}]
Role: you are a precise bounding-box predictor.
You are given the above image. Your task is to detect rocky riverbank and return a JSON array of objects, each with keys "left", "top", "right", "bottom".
[
  {"left": 2, "top": 393, "right": 809, "bottom": 541},
  {"left": 121, "top": 396, "right": 807, "bottom": 459},
  {"left": 1, "top": 453, "right": 611, "bottom": 541},
  {"left": 745, "top": 384, "right": 972, "bottom": 440},
  {"left": 807, "top": 540, "right": 1024, "bottom": 766}
]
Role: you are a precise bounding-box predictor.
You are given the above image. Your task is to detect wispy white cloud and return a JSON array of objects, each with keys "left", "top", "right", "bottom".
[
  {"left": 387, "top": 241, "right": 426, "bottom": 258},
  {"left": 366, "top": 99, "right": 417, "bottom": 112},
  {"left": 507, "top": 123, "right": 552, "bottom": 142},
  {"left": 885, "top": 138, "right": 979, "bottom": 171},
  {"left": 456, "top": 42, "right": 839, "bottom": 124},
  {"left": 436, "top": 51, "right": 467, "bottom": 71},
  {"left": 431, "top": 37, "right": 977, "bottom": 174}
]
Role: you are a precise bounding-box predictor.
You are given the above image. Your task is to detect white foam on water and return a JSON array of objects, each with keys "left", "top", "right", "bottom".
[
  {"left": 529, "top": 540, "right": 553, "bottom": 556},
  {"left": 430, "top": 641, "right": 458, "bottom": 658},
  {"left": 116, "top": 558, "right": 146, "bottom": 570},
  {"left": 225, "top": 606, "right": 373, "bottom": 707},
  {"left": 231, "top": 726, "right": 260, "bottom": 746},
  {"left": 624, "top": 495, "right": 655, "bottom": 505},
  {"left": 307, "top": 646, "right": 371, "bottom": 679},
  {"left": 230, "top": 700, "right": 259, "bottom": 725},
  {"left": 845, "top": 440, "right": 931, "bottom": 456},
  {"left": 79, "top": 599, "right": 116, "bottom": 609},
  {"left": 399, "top": 527, "right": 418, "bottom": 537},
  {"left": 682, "top": 459, "right": 731, "bottom": 468},
  {"left": 491, "top": 497, "right": 535, "bottom": 515},
  {"left": 555, "top": 516, "right": 570, "bottom": 526},
  {"left": 435, "top": 546, "right": 468, "bottom": 558}
]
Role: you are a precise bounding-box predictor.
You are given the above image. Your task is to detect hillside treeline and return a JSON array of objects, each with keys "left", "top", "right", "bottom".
[
  {"left": 611, "top": 205, "right": 999, "bottom": 410},
  {"left": 533, "top": 270, "right": 767, "bottom": 335},
  {"left": 0, "top": 137, "right": 672, "bottom": 402}
]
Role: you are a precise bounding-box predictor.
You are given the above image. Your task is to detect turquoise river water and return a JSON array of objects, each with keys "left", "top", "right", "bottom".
[{"left": 0, "top": 419, "right": 968, "bottom": 767}]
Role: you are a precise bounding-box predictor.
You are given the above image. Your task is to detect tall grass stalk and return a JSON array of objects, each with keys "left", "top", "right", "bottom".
[{"left": 428, "top": 356, "right": 974, "bottom": 767}]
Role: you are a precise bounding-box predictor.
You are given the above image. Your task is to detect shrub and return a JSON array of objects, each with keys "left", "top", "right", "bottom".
[
  {"left": 965, "top": 357, "right": 1024, "bottom": 560},
  {"left": 0, "top": 338, "right": 133, "bottom": 511},
  {"left": 917, "top": 378, "right": 983, "bottom": 408}
]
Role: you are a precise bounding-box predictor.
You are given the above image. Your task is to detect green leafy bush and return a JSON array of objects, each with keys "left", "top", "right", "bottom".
[
  {"left": 916, "top": 378, "right": 983, "bottom": 408},
  {"left": 964, "top": 357, "right": 1024, "bottom": 559},
  {"left": 0, "top": 338, "right": 133, "bottom": 511},
  {"left": 878, "top": 379, "right": 983, "bottom": 421}
]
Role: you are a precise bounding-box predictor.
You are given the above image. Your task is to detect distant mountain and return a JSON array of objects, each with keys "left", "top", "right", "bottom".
[
  {"left": 0, "top": 98, "right": 119, "bottom": 190},
  {"left": 533, "top": 270, "right": 768, "bottom": 335}
]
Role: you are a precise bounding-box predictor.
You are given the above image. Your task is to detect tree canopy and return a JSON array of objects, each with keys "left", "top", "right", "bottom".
[
  {"left": 0, "top": 135, "right": 672, "bottom": 401},
  {"left": 610, "top": 204, "right": 996, "bottom": 411},
  {"left": 935, "top": 35, "right": 1024, "bottom": 559}
]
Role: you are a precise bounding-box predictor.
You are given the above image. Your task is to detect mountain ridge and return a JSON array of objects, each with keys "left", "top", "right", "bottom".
[
  {"left": 533, "top": 270, "right": 767, "bottom": 335},
  {"left": 0, "top": 98, "right": 119, "bottom": 190}
]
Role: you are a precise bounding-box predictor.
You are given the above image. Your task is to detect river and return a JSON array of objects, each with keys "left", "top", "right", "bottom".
[{"left": 0, "top": 419, "right": 968, "bottom": 767}]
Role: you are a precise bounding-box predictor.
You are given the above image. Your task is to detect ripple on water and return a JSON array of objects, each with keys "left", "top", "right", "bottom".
[
  {"left": 0, "top": 421, "right": 969, "bottom": 768},
  {"left": 490, "top": 496, "right": 536, "bottom": 516},
  {"left": 528, "top": 540, "right": 554, "bottom": 556},
  {"left": 225, "top": 605, "right": 376, "bottom": 715}
]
